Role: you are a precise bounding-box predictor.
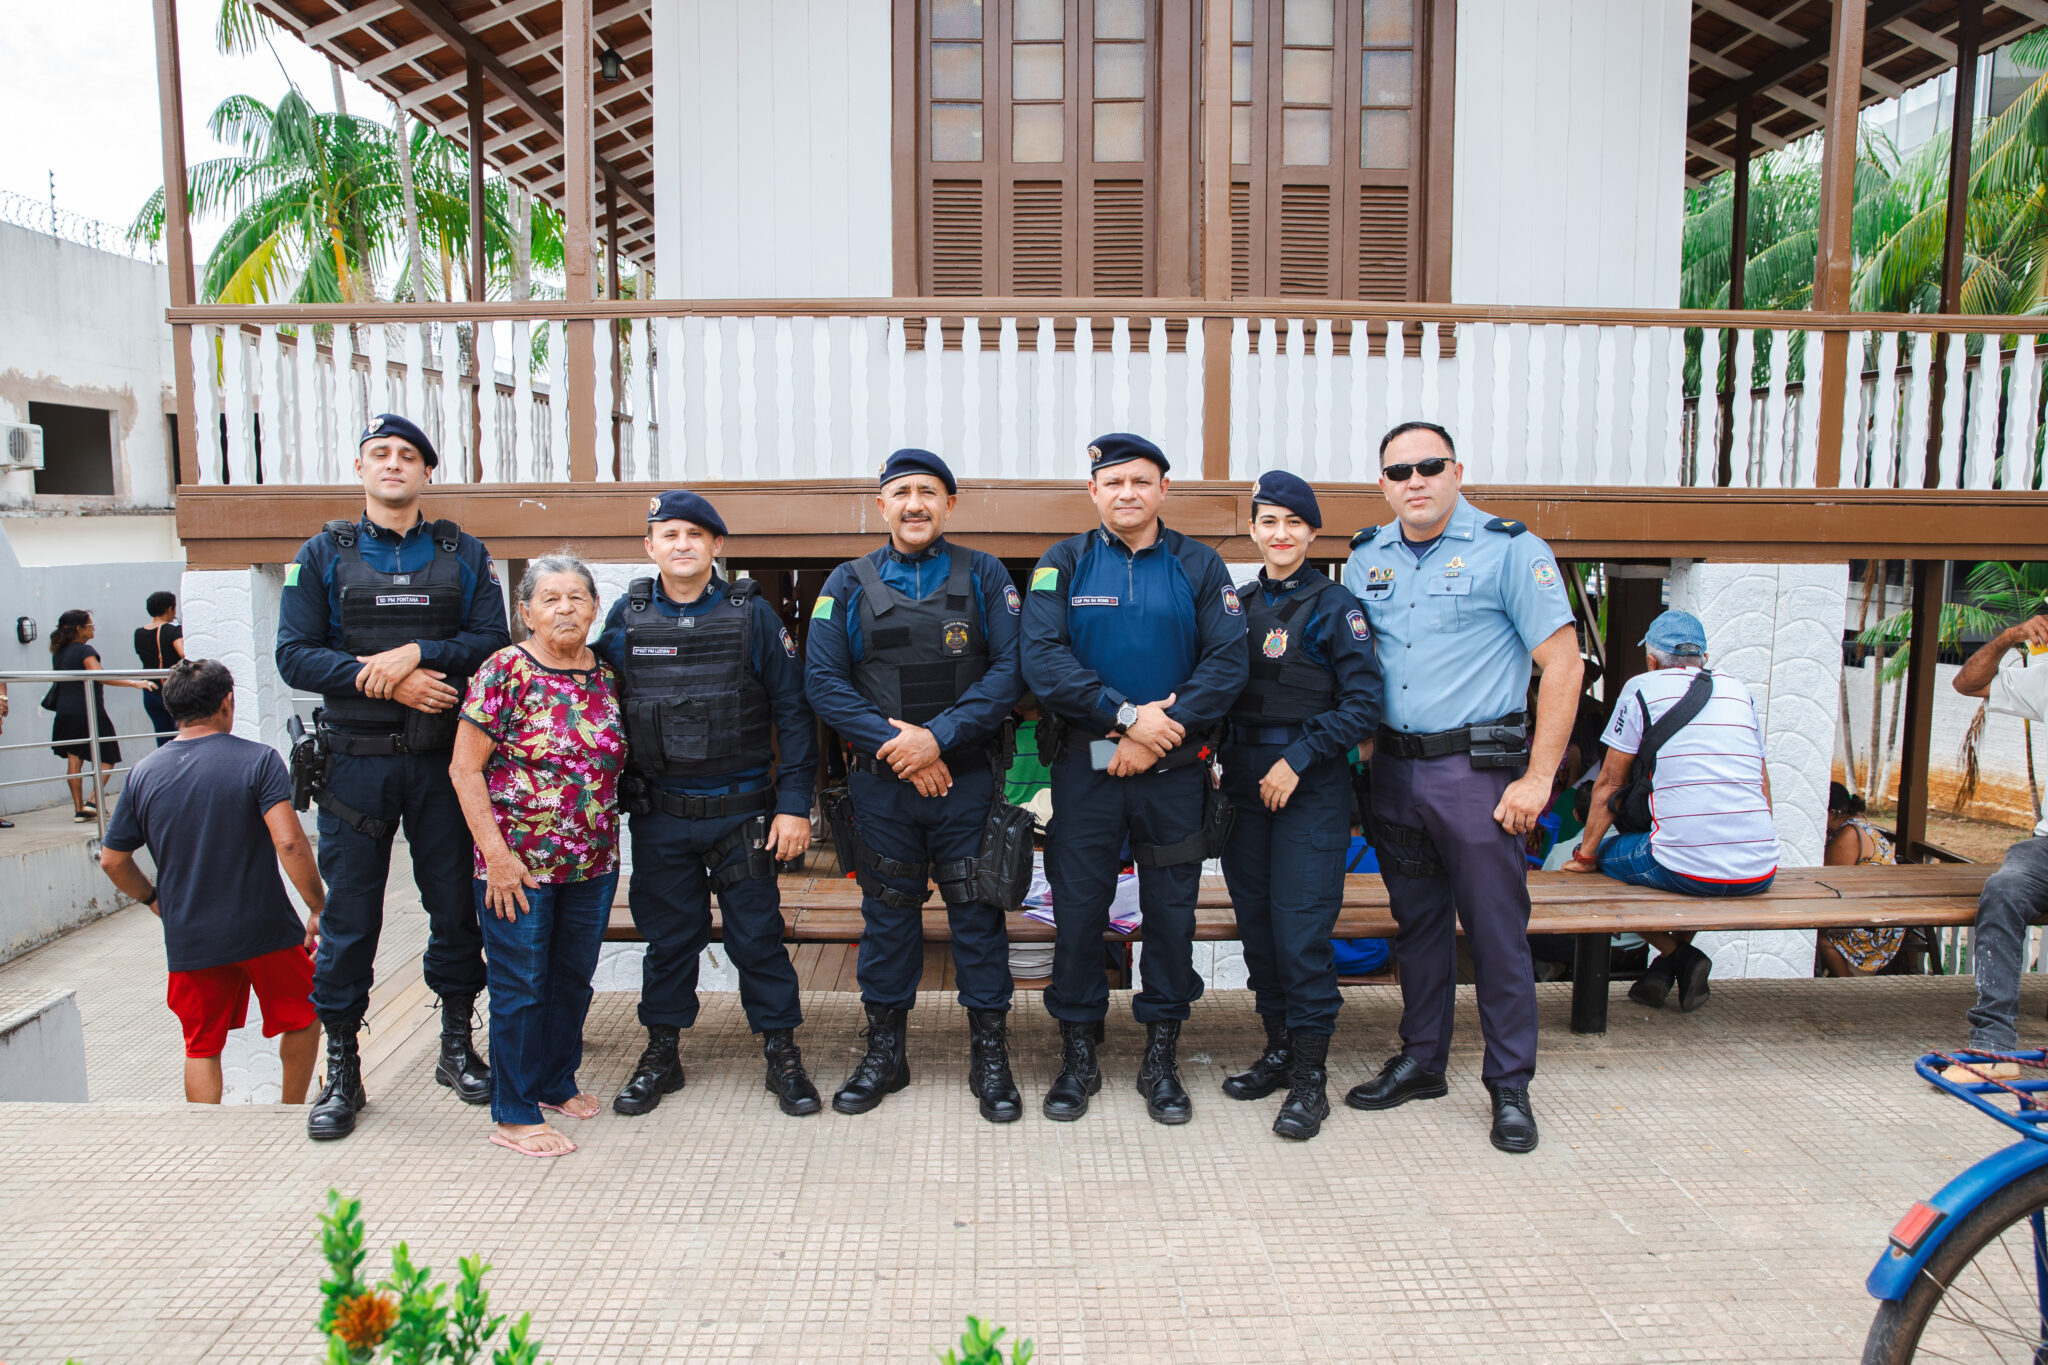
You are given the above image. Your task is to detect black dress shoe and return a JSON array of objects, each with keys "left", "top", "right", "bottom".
[
  {"left": 433, "top": 994, "right": 492, "bottom": 1105},
  {"left": 1137, "top": 1021, "right": 1192, "bottom": 1125},
  {"left": 1271, "top": 1031, "right": 1331, "bottom": 1141},
  {"left": 967, "top": 1009, "right": 1022, "bottom": 1123},
  {"left": 833, "top": 1004, "right": 911, "bottom": 1114},
  {"left": 1674, "top": 944, "right": 1713, "bottom": 1013},
  {"left": 1042, "top": 1020, "right": 1101, "bottom": 1121},
  {"left": 1222, "top": 1014, "right": 1291, "bottom": 1101},
  {"left": 613, "top": 1025, "right": 685, "bottom": 1115},
  {"left": 763, "top": 1028, "right": 822, "bottom": 1116},
  {"left": 1344, "top": 1053, "right": 1449, "bottom": 1111},
  {"left": 1487, "top": 1083, "right": 1539, "bottom": 1153},
  {"left": 1628, "top": 954, "right": 1676, "bottom": 1009},
  {"left": 307, "top": 1028, "right": 366, "bottom": 1141}
]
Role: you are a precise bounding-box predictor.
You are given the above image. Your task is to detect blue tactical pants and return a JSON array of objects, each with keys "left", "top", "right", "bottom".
[
  {"left": 627, "top": 805, "right": 801, "bottom": 1033},
  {"left": 850, "top": 766, "right": 1013, "bottom": 1013},
  {"left": 1044, "top": 756, "right": 1206, "bottom": 1025},
  {"left": 1219, "top": 744, "right": 1351, "bottom": 1035},
  {"left": 1370, "top": 750, "right": 1539, "bottom": 1089},
  {"left": 312, "top": 749, "right": 486, "bottom": 1029}
]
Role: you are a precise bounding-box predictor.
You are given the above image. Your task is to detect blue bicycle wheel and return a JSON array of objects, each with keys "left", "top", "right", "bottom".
[{"left": 1865, "top": 1166, "right": 2048, "bottom": 1363}]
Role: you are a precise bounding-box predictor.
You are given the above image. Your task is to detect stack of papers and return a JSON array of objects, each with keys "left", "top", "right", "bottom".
[{"left": 1020, "top": 860, "right": 1143, "bottom": 936}]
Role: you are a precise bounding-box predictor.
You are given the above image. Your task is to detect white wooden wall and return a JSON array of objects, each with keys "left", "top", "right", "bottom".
[
  {"left": 651, "top": 0, "right": 895, "bottom": 299},
  {"left": 1451, "top": 0, "right": 1688, "bottom": 308}
]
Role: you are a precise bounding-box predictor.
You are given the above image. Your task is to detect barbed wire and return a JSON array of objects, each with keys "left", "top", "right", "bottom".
[{"left": 0, "top": 189, "right": 160, "bottom": 264}]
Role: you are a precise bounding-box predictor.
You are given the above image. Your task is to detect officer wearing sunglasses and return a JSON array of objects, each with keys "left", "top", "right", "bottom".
[{"left": 1339, "top": 421, "right": 1583, "bottom": 1156}]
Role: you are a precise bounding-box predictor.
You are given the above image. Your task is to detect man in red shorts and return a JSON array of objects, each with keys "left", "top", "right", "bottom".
[{"left": 98, "top": 659, "right": 326, "bottom": 1103}]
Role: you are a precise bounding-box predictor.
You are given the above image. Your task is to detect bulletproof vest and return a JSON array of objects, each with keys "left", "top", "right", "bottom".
[
  {"left": 1230, "top": 575, "right": 1340, "bottom": 726},
  {"left": 848, "top": 544, "right": 988, "bottom": 729},
  {"left": 319, "top": 517, "right": 469, "bottom": 738},
  {"left": 618, "top": 576, "right": 774, "bottom": 778}
]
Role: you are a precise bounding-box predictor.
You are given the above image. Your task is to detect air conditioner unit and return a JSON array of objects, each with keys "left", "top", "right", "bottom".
[{"left": 0, "top": 421, "right": 43, "bottom": 471}]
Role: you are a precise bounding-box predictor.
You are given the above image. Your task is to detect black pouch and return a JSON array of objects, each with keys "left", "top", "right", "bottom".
[
  {"left": 821, "top": 785, "right": 860, "bottom": 878},
  {"left": 1467, "top": 720, "right": 1530, "bottom": 770},
  {"left": 1199, "top": 766, "right": 1237, "bottom": 859},
  {"left": 401, "top": 703, "right": 461, "bottom": 754},
  {"left": 617, "top": 770, "right": 654, "bottom": 817},
  {"left": 1036, "top": 713, "right": 1071, "bottom": 766},
  {"left": 971, "top": 796, "right": 1038, "bottom": 908}
]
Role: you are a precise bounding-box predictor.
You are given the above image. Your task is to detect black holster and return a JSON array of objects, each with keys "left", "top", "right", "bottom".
[
  {"left": 618, "top": 770, "right": 654, "bottom": 817},
  {"left": 288, "top": 714, "right": 393, "bottom": 840},
  {"left": 706, "top": 816, "right": 774, "bottom": 892},
  {"left": 1133, "top": 764, "right": 1235, "bottom": 869},
  {"left": 1466, "top": 718, "right": 1531, "bottom": 770},
  {"left": 1036, "top": 713, "right": 1072, "bottom": 767}
]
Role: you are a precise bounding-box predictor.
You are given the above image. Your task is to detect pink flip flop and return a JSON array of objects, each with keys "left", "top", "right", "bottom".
[
  {"left": 490, "top": 1130, "right": 577, "bottom": 1158},
  {"left": 539, "top": 1096, "right": 601, "bottom": 1120}
]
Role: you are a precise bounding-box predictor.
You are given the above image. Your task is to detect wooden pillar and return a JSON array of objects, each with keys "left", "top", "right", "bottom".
[
  {"left": 1923, "top": 0, "right": 1982, "bottom": 491},
  {"left": 1200, "top": 0, "right": 1233, "bottom": 480},
  {"left": 151, "top": 0, "right": 199, "bottom": 487},
  {"left": 605, "top": 175, "right": 622, "bottom": 480},
  {"left": 1893, "top": 560, "right": 1946, "bottom": 860},
  {"left": 563, "top": 0, "right": 597, "bottom": 483},
  {"left": 466, "top": 54, "right": 488, "bottom": 481},
  {"left": 1718, "top": 99, "right": 1752, "bottom": 487},
  {"left": 1809, "top": 0, "right": 1865, "bottom": 490},
  {"left": 1601, "top": 572, "right": 1665, "bottom": 717}
]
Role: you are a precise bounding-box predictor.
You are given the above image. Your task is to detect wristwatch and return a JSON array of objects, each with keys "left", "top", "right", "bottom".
[{"left": 1115, "top": 701, "right": 1139, "bottom": 733}]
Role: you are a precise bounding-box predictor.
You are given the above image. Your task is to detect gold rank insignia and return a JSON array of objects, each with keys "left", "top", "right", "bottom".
[{"left": 1447, "top": 556, "right": 1465, "bottom": 570}]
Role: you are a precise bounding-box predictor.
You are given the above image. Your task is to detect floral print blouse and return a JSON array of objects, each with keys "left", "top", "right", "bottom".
[{"left": 460, "top": 645, "right": 626, "bottom": 883}]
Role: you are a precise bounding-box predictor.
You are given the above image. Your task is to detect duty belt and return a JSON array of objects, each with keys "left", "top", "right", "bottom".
[
  {"left": 648, "top": 785, "right": 775, "bottom": 820},
  {"left": 319, "top": 726, "right": 417, "bottom": 758},
  {"left": 1228, "top": 722, "right": 1305, "bottom": 747},
  {"left": 848, "top": 745, "right": 989, "bottom": 780},
  {"left": 1374, "top": 713, "right": 1527, "bottom": 761}
]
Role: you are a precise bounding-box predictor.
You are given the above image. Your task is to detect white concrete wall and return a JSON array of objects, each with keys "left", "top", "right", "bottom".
[
  {"left": 178, "top": 567, "right": 293, "bottom": 758},
  {"left": 0, "top": 221, "right": 174, "bottom": 507},
  {"left": 652, "top": 0, "right": 895, "bottom": 299},
  {"left": 1841, "top": 656, "right": 2048, "bottom": 830},
  {"left": 1451, "top": 0, "right": 1688, "bottom": 307},
  {"left": 0, "top": 990, "right": 88, "bottom": 1101},
  {"left": 1665, "top": 561, "right": 1850, "bottom": 980}
]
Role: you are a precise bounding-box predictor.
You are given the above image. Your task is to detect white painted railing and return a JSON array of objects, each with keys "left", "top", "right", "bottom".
[{"left": 182, "top": 311, "right": 2048, "bottom": 492}]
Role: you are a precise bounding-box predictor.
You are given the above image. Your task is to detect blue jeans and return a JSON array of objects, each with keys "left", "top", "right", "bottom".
[
  {"left": 474, "top": 870, "right": 618, "bottom": 1125},
  {"left": 1597, "top": 831, "right": 1775, "bottom": 897}
]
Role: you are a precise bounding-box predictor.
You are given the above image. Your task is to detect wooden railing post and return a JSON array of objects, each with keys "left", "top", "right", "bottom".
[
  {"left": 1813, "top": 329, "right": 1848, "bottom": 488},
  {"left": 151, "top": 0, "right": 199, "bottom": 488},
  {"left": 1203, "top": 318, "right": 1232, "bottom": 480},
  {"left": 562, "top": 0, "right": 597, "bottom": 483},
  {"left": 1199, "top": 0, "right": 1233, "bottom": 481},
  {"left": 1893, "top": 559, "right": 1946, "bottom": 860}
]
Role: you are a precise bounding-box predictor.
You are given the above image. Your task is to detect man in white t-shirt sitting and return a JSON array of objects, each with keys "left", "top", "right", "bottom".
[
  {"left": 1565, "top": 610, "right": 1779, "bottom": 1012},
  {"left": 1955, "top": 613, "right": 2048, "bottom": 1053}
]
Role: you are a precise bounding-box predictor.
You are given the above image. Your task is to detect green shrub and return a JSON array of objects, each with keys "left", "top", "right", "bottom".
[{"left": 938, "top": 1315, "right": 1034, "bottom": 1365}]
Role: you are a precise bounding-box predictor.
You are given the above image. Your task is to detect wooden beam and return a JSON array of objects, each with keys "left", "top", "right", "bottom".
[
  {"left": 1694, "top": 0, "right": 1804, "bottom": 49},
  {"left": 1813, "top": 0, "right": 1866, "bottom": 315},
  {"left": 1887, "top": 16, "right": 1959, "bottom": 64},
  {"left": 563, "top": 0, "right": 597, "bottom": 483},
  {"left": 1922, "top": 0, "right": 1981, "bottom": 492},
  {"left": 1199, "top": 0, "right": 1233, "bottom": 480},
  {"left": 1690, "top": 0, "right": 1922, "bottom": 130},
  {"left": 151, "top": 0, "right": 200, "bottom": 487},
  {"left": 467, "top": 54, "right": 488, "bottom": 303},
  {"left": 1893, "top": 559, "right": 1945, "bottom": 859}
]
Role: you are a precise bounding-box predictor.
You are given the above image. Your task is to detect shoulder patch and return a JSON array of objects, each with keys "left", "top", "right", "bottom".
[
  {"left": 283, "top": 562, "right": 301, "bottom": 588},
  {"left": 810, "top": 596, "right": 834, "bottom": 620},
  {"left": 1532, "top": 559, "right": 1560, "bottom": 589},
  {"left": 1484, "top": 517, "right": 1528, "bottom": 536},
  {"left": 780, "top": 627, "right": 798, "bottom": 658},
  {"left": 1030, "top": 566, "right": 1059, "bottom": 593},
  {"left": 1346, "top": 608, "right": 1369, "bottom": 641},
  {"left": 484, "top": 553, "right": 500, "bottom": 586},
  {"left": 1003, "top": 583, "right": 1022, "bottom": 615},
  {"left": 1221, "top": 585, "right": 1243, "bottom": 616}
]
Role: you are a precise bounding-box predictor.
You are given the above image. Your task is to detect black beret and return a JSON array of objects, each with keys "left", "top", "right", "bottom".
[
  {"left": 1248, "top": 470, "right": 1322, "bottom": 529},
  {"left": 646, "top": 489, "right": 728, "bottom": 538},
  {"left": 878, "top": 447, "right": 957, "bottom": 495},
  {"left": 359, "top": 413, "right": 439, "bottom": 469},
  {"left": 1086, "top": 432, "right": 1170, "bottom": 476}
]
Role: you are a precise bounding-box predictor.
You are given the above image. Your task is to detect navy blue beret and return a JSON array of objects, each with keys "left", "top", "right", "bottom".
[
  {"left": 646, "top": 489, "right": 728, "bottom": 538},
  {"left": 1248, "top": 470, "right": 1322, "bottom": 529},
  {"left": 359, "top": 413, "right": 439, "bottom": 469},
  {"left": 878, "top": 447, "right": 957, "bottom": 495},
  {"left": 1086, "top": 432, "right": 1170, "bottom": 476}
]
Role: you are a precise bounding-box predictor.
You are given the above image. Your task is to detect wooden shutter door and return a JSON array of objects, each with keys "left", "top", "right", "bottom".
[{"left": 918, "top": 0, "right": 999, "bottom": 295}]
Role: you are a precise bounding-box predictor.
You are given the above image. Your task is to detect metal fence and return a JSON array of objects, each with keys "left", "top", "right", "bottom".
[{"left": 1, "top": 669, "right": 172, "bottom": 843}]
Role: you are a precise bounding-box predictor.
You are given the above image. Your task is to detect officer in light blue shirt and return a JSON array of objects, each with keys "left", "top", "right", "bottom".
[{"left": 1338, "top": 420, "right": 1582, "bottom": 1156}]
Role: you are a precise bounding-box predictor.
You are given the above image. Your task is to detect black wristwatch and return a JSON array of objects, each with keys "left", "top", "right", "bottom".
[
  {"left": 142, "top": 887, "right": 159, "bottom": 907},
  {"left": 1115, "top": 701, "right": 1139, "bottom": 733}
]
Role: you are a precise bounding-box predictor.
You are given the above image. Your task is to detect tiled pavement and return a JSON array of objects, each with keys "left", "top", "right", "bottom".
[{"left": 3, "top": 971, "right": 2042, "bottom": 1363}]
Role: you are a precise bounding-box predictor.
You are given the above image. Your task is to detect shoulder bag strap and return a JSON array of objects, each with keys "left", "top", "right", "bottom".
[{"left": 1636, "top": 669, "right": 1715, "bottom": 780}]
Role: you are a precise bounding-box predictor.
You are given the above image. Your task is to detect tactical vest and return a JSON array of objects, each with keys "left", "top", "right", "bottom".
[
  {"left": 618, "top": 577, "right": 774, "bottom": 778},
  {"left": 319, "top": 517, "right": 468, "bottom": 748},
  {"left": 1230, "top": 575, "right": 1340, "bottom": 727},
  {"left": 848, "top": 544, "right": 988, "bottom": 729}
]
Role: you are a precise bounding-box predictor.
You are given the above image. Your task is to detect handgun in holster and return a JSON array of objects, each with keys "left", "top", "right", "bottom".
[
  {"left": 1466, "top": 719, "right": 1531, "bottom": 770},
  {"left": 286, "top": 713, "right": 393, "bottom": 840}
]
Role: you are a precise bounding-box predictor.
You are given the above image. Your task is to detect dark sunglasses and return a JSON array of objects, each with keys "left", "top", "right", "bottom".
[{"left": 1381, "top": 457, "right": 1455, "bottom": 482}]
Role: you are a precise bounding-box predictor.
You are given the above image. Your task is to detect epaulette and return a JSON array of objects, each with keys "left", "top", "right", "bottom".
[
  {"left": 1348, "top": 525, "right": 1382, "bottom": 550},
  {"left": 1483, "top": 517, "right": 1528, "bottom": 536}
]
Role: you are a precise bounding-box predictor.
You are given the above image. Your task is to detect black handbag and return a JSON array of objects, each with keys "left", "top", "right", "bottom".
[{"left": 1608, "top": 669, "right": 1715, "bottom": 835}]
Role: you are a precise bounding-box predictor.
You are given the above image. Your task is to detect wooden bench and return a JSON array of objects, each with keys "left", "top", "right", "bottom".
[{"left": 604, "top": 863, "right": 1990, "bottom": 1035}]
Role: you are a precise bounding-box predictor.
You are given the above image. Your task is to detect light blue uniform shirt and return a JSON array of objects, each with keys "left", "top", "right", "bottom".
[{"left": 1341, "top": 496, "right": 1574, "bottom": 734}]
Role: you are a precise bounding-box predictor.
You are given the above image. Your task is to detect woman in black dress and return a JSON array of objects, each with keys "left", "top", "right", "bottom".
[
  {"left": 133, "top": 592, "right": 184, "bottom": 745},
  {"left": 47, "top": 609, "right": 150, "bottom": 822}
]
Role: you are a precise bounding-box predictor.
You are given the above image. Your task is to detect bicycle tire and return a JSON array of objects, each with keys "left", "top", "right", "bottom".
[{"left": 1864, "top": 1164, "right": 2048, "bottom": 1364}]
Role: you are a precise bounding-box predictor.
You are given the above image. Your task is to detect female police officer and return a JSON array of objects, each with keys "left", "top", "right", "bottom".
[{"left": 1218, "top": 472, "right": 1381, "bottom": 1140}]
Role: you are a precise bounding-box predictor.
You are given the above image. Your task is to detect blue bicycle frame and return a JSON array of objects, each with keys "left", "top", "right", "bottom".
[{"left": 1867, "top": 1051, "right": 2048, "bottom": 1305}]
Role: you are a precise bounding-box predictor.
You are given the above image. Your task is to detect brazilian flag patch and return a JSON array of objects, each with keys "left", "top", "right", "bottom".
[
  {"left": 283, "top": 563, "right": 301, "bottom": 587},
  {"left": 1030, "top": 566, "right": 1059, "bottom": 592},
  {"left": 810, "top": 596, "right": 834, "bottom": 620}
]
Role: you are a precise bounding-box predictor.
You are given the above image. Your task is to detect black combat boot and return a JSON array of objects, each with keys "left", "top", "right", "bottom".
[
  {"left": 1271, "top": 1031, "right": 1332, "bottom": 1141},
  {"left": 967, "top": 1009, "right": 1022, "bottom": 1123},
  {"left": 1041, "top": 1020, "right": 1101, "bottom": 1121},
  {"left": 612, "top": 1025, "right": 685, "bottom": 1115},
  {"left": 1221, "top": 1013, "right": 1291, "bottom": 1100},
  {"left": 1137, "top": 1020, "right": 1193, "bottom": 1125},
  {"left": 433, "top": 993, "right": 491, "bottom": 1105},
  {"left": 833, "top": 1004, "right": 911, "bottom": 1115},
  {"left": 307, "top": 1026, "right": 366, "bottom": 1141},
  {"left": 763, "top": 1028, "right": 823, "bottom": 1116}
]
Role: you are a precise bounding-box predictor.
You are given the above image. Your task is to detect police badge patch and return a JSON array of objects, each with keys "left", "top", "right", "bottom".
[
  {"left": 1003, "top": 584, "right": 1021, "bottom": 615},
  {"left": 1262, "top": 627, "right": 1288, "bottom": 659},
  {"left": 648, "top": 495, "right": 661, "bottom": 514},
  {"left": 1532, "top": 560, "right": 1559, "bottom": 589},
  {"left": 1347, "top": 608, "right": 1369, "bottom": 640},
  {"left": 780, "top": 627, "right": 798, "bottom": 658},
  {"left": 1222, "top": 586, "right": 1243, "bottom": 616},
  {"left": 943, "top": 620, "right": 971, "bottom": 654}
]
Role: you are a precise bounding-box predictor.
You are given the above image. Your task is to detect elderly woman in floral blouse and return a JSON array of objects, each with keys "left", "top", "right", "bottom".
[{"left": 452, "top": 554, "right": 625, "bottom": 1157}]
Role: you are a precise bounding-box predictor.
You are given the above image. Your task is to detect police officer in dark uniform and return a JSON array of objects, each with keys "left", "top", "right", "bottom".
[
  {"left": 1340, "top": 422, "right": 1582, "bottom": 1154},
  {"left": 276, "top": 414, "right": 510, "bottom": 1141},
  {"left": 804, "top": 449, "right": 1026, "bottom": 1122},
  {"left": 1022, "top": 433, "right": 1249, "bottom": 1125},
  {"left": 1218, "top": 472, "right": 1381, "bottom": 1141},
  {"left": 595, "top": 491, "right": 822, "bottom": 1118}
]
